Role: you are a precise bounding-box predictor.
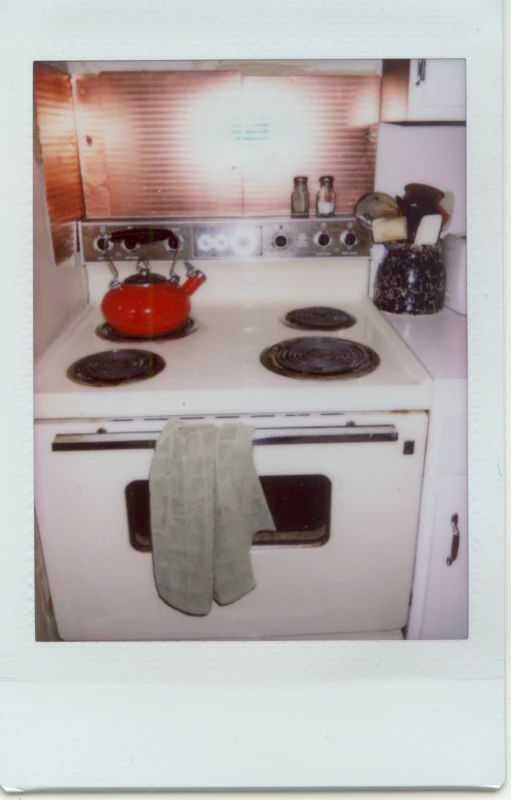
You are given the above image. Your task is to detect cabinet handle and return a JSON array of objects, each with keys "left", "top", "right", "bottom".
[
  {"left": 446, "top": 513, "right": 460, "bottom": 566},
  {"left": 416, "top": 59, "right": 427, "bottom": 86}
]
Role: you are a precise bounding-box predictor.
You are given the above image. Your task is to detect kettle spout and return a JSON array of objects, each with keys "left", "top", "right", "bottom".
[{"left": 182, "top": 264, "right": 207, "bottom": 296}]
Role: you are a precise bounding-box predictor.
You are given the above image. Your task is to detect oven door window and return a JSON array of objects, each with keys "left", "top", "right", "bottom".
[{"left": 126, "top": 475, "right": 331, "bottom": 552}]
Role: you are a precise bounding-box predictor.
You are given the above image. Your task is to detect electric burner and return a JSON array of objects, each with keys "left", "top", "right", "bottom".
[
  {"left": 67, "top": 349, "right": 166, "bottom": 387},
  {"left": 283, "top": 306, "right": 356, "bottom": 331},
  {"left": 260, "top": 337, "right": 380, "bottom": 380},
  {"left": 95, "top": 318, "right": 199, "bottom": 343}
]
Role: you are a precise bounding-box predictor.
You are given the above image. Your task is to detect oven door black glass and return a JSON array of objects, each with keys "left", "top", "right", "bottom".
[{"left": 126, "top": 475, "right": 331, "bottom": 552}]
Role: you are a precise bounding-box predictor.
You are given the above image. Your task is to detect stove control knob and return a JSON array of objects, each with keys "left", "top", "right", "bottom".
[
  {"left": 164, "top": 233, "right": 184, "bottom": 251},
  {"left": 341, "top": 230, "right": 359, "bottom": 248},
  {"left": 314, "top": 232, "right": 331, "bottom": 248},
  {"left": 214, "top": 233, "right": 229, "bottom": 252},
  {"left": 94, "top": 235, "right": 114, "bottom": 253},
  {"left": 274, "top": 234, "right": 288, "bottom": 249},
  {"left": 121, "top": 238, "right": 140, "bottom": 252},
  {"left": 197, "top": 234, "right": 214, "bottom": 252}
]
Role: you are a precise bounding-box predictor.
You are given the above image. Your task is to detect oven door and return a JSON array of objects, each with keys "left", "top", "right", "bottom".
[{"left": 35, "top": 412, "right": 428, "bottom": 641}]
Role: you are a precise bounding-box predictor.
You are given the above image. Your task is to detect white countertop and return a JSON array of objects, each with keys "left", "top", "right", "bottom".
[{"left": 382, "top": 306, "right": 467, "bottom": 381}]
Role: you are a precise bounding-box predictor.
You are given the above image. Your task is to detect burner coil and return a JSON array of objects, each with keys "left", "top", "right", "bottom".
[
  {"left": 284, "top": 306, "right": 356, "bottom": 331},
  {"left": 260, "top": 337, "right": 380, "bottom": 380},
  {"left": 67, "top": 349, "right": 166, "bottom": 387}
]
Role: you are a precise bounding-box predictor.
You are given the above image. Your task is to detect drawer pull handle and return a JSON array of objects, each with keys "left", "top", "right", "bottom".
[
  {"left": 446, "top": 513, "right": 460, "bottom": 566},
  {"left": 52, "top": 425, "right": 398, "bottom": 451},
  {"left": 416, "top": 59, "right": 427, "bottom": 86}
]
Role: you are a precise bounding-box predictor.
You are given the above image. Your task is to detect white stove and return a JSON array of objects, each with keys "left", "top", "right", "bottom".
[
  {"left": 34, "top": 221, "right": 434, "bottom": 642},
  {"left": 35, "top": 258, "right": 432, "bottom": 419}
]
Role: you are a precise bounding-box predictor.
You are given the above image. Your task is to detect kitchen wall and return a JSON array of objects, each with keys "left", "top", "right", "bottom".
[
  {"left": 374, "top": 122, "right": 466, "bottom": 236},
  {"left": 34, "top": 153, "right": 86, "bottom": 634},
  {"left": 33, "top": 157, "right": 88, "bottom": 362}
]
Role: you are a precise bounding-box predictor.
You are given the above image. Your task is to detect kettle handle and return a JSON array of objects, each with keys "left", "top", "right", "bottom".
[{"left": 107, "top": 228, "right": 179, "bottom": 251}]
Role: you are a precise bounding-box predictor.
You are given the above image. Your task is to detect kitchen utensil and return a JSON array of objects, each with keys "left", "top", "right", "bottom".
[
  {"left": 438, "top": 191, "right": 455, "bottom": 229},
  {"left": 372, "top": 216, "right": 408, "bottom": 243},
  {"left": 355, "top": 192, "right": 399, "bottom": 230},
  {"left": 413, "top": 214, "right": 443, "bottom": 246},
  {"left": 373, "top": 243, "right": 445, "bottom": 315},
  {"left": 404, "top": 183, "right": 445, "bottom": 204},
  {"left": 441, "top": 234, "right": 467, "bottom": 315},
  {"left": 399, "top": 184, "right": 446, "bottom": 243},
  {"left": 100, "top": 228, "right": 206, "bottom": 337}
]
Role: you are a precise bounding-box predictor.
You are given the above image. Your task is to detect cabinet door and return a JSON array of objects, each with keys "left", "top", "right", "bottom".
[
  {"left": 408, "top": 59, "right": 466, "bottom": 121},
  {"left": 420, "top": 475, "right": 468, "bottom": 639}
]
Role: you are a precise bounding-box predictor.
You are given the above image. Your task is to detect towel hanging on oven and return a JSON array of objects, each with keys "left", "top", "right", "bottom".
[{"left": 149, "top": 421, "right": 276, "bottom": 616}]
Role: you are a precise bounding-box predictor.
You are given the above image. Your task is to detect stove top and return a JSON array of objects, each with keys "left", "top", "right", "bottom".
[
  {"left": 282, "top": 306, "right": 356, "bottom": 331},
  {"left": 95, "top": 318, "right": 199, "bottom": 343},
  {"left": 260, "top": 337, "right": 380, "bottom": 380},
  {"left": 33, "top": 258, "right": 432, "bottom": 417},
  {"left": 35, "top": 304, "right": 433, "bottom": 419},
  {"left": 67, "top": 349, "right": 166, "bottom": 387}
]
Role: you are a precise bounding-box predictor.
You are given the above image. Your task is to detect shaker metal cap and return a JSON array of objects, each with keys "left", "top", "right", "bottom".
[
  {"left": 319, "top": 175, "right": 334, "bottom": 185},
  {"left": 294, "top": 176, "right": 308, "bottom": 184}
]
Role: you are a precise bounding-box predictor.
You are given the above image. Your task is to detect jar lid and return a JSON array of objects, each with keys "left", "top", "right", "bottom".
[
  {"left": 124, "top": 271, "right": 167, "bottom": 286},
  {"left": 320, "top": 175, "right": 334, "bottom": 185},
  {"left": 294, "top": 176, "right": 308, "bottom": 184}
]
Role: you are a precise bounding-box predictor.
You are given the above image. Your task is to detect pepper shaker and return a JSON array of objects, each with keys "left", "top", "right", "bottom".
[{"left": 291, "top": 176, "right": 310, "bottom": 218}]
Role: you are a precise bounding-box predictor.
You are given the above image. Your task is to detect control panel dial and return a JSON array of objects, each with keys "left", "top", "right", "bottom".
[
  {"left": 340, "top": 230, "right": 359, "bottom": 249},
  {"left": 197, "top": 234, "right": 214, "bottom": 252},
  {"left": 94, "top": 235, "right": 114, "bottom": 253},
  {"left": 121, "top": 238, "right": 140, "bottom": 252},
  {"left": 314, "top": 231, "right": 332, "bottom": 248},
  {"left": 164, "top": 233, "right": 184, "bottom": 251}
]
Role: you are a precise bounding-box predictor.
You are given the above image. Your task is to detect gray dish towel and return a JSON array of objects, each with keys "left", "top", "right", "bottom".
[{"left": 149, "top": 422, "right": 276, "bottom": 616}]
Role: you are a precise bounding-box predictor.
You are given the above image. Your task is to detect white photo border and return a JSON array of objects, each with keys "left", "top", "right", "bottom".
[{"left": 0, "top": 0, "right": 504, "bottom": 790}]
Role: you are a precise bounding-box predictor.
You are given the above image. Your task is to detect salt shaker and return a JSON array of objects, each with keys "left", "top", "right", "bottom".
[
  {"left": 291, "top": 176, "right": 310, "bottom": 218},
  {"left": 316, "top": 176, "right": 336, "bottom": 217}
]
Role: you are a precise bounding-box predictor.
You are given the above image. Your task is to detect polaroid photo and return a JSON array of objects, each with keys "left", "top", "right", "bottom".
[{"left": 0, "top": 0, "right": 505, "bottom": 791}]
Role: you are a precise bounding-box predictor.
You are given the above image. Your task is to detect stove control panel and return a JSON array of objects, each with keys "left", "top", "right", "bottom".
[
  {"left": 79, "top": 217, "right": 370, "bottom": 262},
  {"left": 263, "top": 219, "right": 369, "bottom": 258}
]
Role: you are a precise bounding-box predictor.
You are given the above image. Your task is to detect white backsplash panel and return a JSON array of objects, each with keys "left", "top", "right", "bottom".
[{"left": 374, "top": 123, "right": 466, "bottom": 236}]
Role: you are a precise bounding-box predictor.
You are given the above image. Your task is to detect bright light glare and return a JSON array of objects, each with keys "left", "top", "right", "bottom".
[
  {"left": 348, "top": 85, "right": 381, "bottom": 126},
  {"left": 240, "top": 81, "right": 318, "bottom": 175},
  {"left": 230, "top": 227, "right": 261, "bottom": 256},
  {"left": 189, "top": 85, "right": 242, "bottom": 178}
]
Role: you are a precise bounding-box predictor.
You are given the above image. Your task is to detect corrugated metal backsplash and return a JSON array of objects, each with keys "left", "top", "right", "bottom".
[
  {"left": 240, "top": 75, "right": 380, "bottom": 215},
  {"left": 34, "top": 63, "right": 85, "bottom": 264},
  {"left": 71, "top": 71, "right": 381, "bottom": 218}
]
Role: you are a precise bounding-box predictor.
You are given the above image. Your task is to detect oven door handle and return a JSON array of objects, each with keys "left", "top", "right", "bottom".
[{"left": 51, "top": 425, "right": 398, "bottom": 451}]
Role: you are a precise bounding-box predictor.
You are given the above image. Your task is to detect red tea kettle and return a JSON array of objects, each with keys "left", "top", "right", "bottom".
[{"left": 99, "top": 228, "right": 206, "bottom": 337}]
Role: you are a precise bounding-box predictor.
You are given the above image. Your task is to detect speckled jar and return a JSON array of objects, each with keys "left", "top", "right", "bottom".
[{"left": 373, "top": 243, "right": 446, "bottom": 315}]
